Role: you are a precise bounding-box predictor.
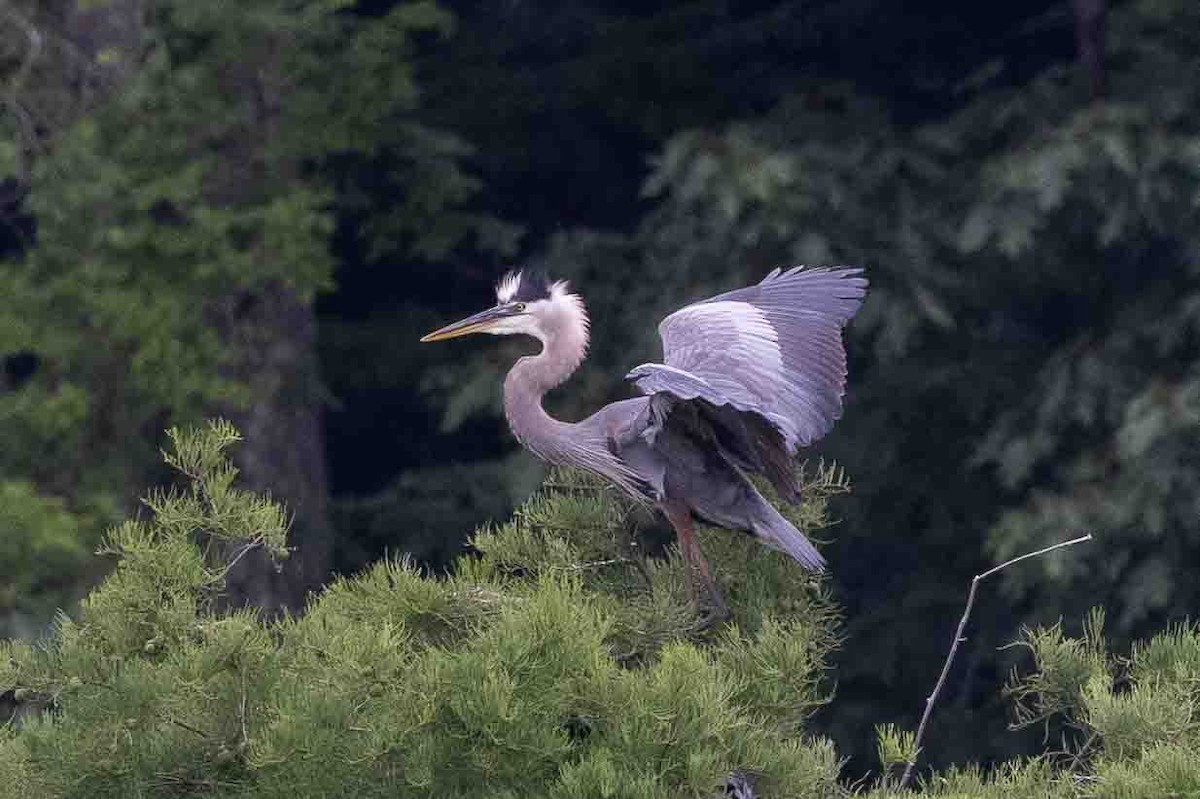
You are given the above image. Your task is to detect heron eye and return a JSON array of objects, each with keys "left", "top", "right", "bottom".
[{"left": 514, "top": 303, "right": 527, "bottom": 312}]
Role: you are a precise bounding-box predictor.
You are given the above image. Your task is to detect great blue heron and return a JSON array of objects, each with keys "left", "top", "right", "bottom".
[{"left": 421, "top": 266, "right": 866, "bottom": 616}]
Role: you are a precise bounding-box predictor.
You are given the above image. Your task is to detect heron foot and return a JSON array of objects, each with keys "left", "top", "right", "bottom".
[
  {"left": 694, "top": 582, "right": 730, "bottom": 630},
  {"left": 684, "top": 562, "right": 730, "bottom": 628}
]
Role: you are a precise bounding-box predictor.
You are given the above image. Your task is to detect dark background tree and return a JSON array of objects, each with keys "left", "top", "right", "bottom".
[{"left": 4, "top": 0, "right": 1199, "bottom": 780}]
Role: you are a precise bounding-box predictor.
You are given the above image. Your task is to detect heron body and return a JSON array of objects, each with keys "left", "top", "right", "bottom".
[{"left": 422, "top": 266, "right": 867, "bottom": 614}]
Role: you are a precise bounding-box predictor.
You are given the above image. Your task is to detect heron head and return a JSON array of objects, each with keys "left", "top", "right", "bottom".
[{"left": 420, "top": 270, "right": 587, "bottom": 344}]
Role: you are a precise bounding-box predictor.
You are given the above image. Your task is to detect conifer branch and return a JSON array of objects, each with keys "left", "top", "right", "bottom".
[
  {"left": 898, "top": 533, "right": 1093, "bottom": 790},
  {"left": 165, "top": 716, "right": 210, "bottom": 739},
  {"left": 561, "top": 557, "right": 632, "bottom": 572},
  {"left": 238, "top": 666, "right": 250, "bottom": 755}
]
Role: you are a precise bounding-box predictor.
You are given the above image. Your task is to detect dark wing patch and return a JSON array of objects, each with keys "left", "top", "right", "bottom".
[
  {"left": 635, "top": 391, "right": 799, "bottom": 502},
  {"left": 701, "top": 402, "right": 799, "bottom": 502}
]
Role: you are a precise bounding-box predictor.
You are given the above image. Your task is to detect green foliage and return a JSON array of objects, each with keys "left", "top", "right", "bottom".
[
  {"left": 0, "top": 482, "right": 92, "bottom": 633},
  {"left": 1, "top": 0, "right": 506, "bottom": 631},
  {"left": 466, "top": 465, "right": 842, "bottom": 675},
  {"left": 1093, "top": 743, "right": 1200, "bottom": 799},
  {"left": 857, "top": 614, "right": 1200, "bottom": 797},
  {"left": 907, "top": 760, "right": 1059, "bottom": 799},
  {"left": 0, "top": 422, "right": 845, "bottom": 797},
  {"left": 1006, "top": 612, "right": 1200, "bottom": 798},
  {"left": 2, "top": 0, "right": 469, "bottom": 426},
  {"left": 1006, "top": 608, "right": 1108, "bottom": 729},
  {"left": 874, "top": 722, "right": 917, "bottom": 786},
  {"left": 4, "top": 422, "right": 1200, "bottom": 796}
]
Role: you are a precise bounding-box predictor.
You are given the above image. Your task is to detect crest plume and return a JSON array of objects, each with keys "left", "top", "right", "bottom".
[{"left": 496, "top": 269, "right": 552, "bottom": 304}]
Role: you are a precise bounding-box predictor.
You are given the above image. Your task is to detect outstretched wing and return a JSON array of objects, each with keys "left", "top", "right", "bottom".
[{"left": 626, "top": 266, "right": 866, "bottom": 498}]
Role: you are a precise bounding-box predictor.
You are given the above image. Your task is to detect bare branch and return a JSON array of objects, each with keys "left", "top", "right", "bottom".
[
  {"left": 165, "top": 716, "right": 210, "bottom": 739},
  {"left": 977, "top": 534, "right": 1094, "bottom": 582},
  {"left": 214, "top": 536, "right": 268, "bottom": 583},
  {"left": 897, "top": 533, "right": 1093, "bottom": 791},
  {"left": 561, "top": 557, "right": 632, "bottom": 572}
]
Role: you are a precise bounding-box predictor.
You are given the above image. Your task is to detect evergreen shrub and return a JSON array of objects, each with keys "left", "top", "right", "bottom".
[{"left": 3, "top": 421, "right": 1199, "bottom": 797}]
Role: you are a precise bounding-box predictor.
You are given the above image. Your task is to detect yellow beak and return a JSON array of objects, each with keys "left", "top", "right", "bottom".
[{"left": 420, "top": 305, "right": 516, "bottom": 342}]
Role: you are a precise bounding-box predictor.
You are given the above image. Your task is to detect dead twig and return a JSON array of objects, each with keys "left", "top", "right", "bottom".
[
  {"left": 165, "top": 716, "right": 210, "bottom": 740},
  {"left": 213, "top": 536, "right": 267, "bottom": 584},
  {"left": 898, "top": 533, "right": 1093, "bottom": 790}
]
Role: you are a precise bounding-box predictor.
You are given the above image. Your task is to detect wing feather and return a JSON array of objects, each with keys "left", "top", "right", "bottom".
[{"left": 627, "top": 266, "right": 866, "bottom": 494}]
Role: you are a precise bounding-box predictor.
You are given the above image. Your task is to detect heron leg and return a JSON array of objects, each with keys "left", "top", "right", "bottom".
[{"left": 663, "top": 502, "right": 728, "bottom": 623}]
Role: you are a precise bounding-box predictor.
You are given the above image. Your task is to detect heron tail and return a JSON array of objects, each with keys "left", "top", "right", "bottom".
[{"left": 751, "top": 499, "right": 826, "bottom": 571}]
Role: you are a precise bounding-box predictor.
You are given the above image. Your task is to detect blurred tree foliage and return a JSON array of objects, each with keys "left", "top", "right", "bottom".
[{"left": 0, "top": 0, "right": 504, "bottom": 619}]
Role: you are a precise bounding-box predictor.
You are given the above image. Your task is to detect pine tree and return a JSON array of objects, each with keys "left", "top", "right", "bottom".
[
  {"left": 873, "top": 610, "right": 1200, "bottom": 797},
  {"left": 0, "top": 421, "right": 843, "bottom": 797},
  {"left": 4, "top": 421, "right": 1200, "bottom": 796}
]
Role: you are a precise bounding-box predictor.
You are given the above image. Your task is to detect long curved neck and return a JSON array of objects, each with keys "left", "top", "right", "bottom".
[
  {"left": 503, "top": 321, "right": 588, "bottom": 459},
  {"left": 500, "top": 298, "right": 647, "bottom": 500}
]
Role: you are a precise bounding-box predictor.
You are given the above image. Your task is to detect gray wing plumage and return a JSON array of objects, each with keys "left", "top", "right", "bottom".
[
  {"left": 606, "top": 266, "right": 865, "bottom": 572},
  {"left": 628, "top": 265, "right": 867, "bottom": 452}
]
